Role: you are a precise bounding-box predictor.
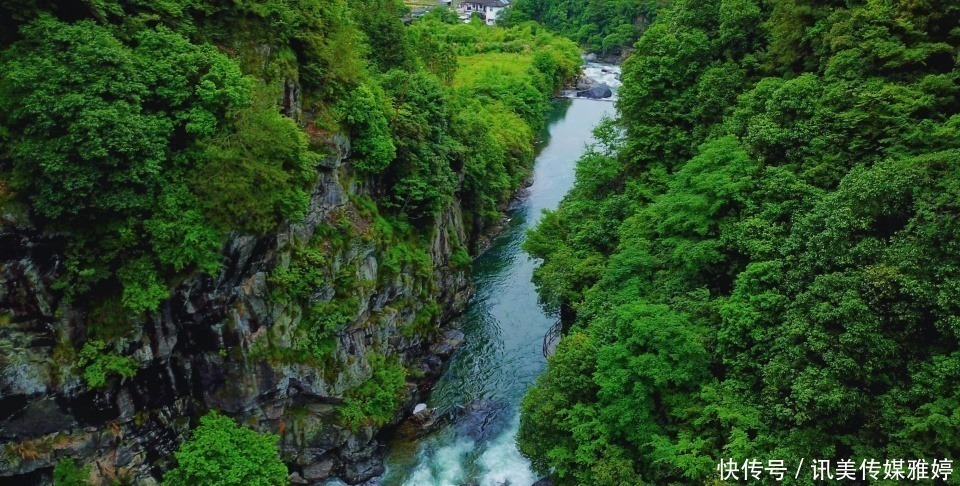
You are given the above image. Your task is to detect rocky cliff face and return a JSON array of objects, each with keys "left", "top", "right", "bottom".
[{"left": 0, "top": 135, "right": 473, "bottom": 484}]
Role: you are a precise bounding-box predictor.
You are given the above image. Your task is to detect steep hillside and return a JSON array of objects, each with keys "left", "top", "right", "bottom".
[
  {"left": 520, "top": 0, "right": 960, "bottom": 483},
  {"left": 504, "top": 0, "right": 665, "bottom": 55},
  {"left": 0, "top": 2, "right": 578, "bottom": 484}
]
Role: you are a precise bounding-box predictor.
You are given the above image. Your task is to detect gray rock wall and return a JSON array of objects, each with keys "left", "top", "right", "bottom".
[{"left": 0, "top": 135, "right": 474, "bottom": 485}]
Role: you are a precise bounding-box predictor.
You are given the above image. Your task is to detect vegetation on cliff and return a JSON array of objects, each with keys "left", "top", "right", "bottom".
[
  {"left": 0, "top": 0, "right": 578, "bottom": 481},
  {"left": 519, "top": 0, "right": 960, "bottom": 483},
  {"left": 0, "top": 1, "right": 577, "bottom": 316},
  {"left": 164, "top": 412, "right": 287, "bottom": 486},
  {"left": 52, "top": 460, "right": 89, "bottom": 486}
]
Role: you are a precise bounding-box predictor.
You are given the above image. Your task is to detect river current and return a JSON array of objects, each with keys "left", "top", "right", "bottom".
[{"left": 382, "top": 65, "right": 618, "bottom": 486}]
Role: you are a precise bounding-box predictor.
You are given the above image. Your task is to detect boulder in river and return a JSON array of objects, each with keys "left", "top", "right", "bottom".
[
  {"left": 576, "top": 83, "right": 613, "bottom": 99},
  {"left": 395, "top": 403, "right": 441, "bottom": 438},
  {"left": 410, "top": 403, "right": 437, "bottom": 427},
  {"left": 429, "top": 329, "right": 466, "bottom": 357},
  {"left": 396, "top": 403, "right": 447, "bottom": 439},
  {"left": 583, "top": 52, "right": 598, "bottom": 62},
  {"left": 575, "top": 75, "right": 593, "bottom": 90},
  {"left": 419, "top": 354, "right": 444, "bottom": 378}
]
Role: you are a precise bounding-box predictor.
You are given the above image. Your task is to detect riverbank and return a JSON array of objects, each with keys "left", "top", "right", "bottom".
[{"left": 379, "top": 90, "right": 616, "bottom": 484}]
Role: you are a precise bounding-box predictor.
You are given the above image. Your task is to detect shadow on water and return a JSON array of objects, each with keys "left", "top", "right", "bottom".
[
  {"left": 540, "top": 98, "right": 573, "bottom": 144},
  {"left": 383, "top": 97, "right": 615, "bottom": 486}
]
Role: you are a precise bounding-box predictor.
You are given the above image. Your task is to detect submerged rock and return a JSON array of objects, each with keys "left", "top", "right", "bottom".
[
  {"left": 453, "top": 399, "right": 509, "bottom": 442},
  {"left": 429, "top": 329, "right": 466, "bottom": 358}
]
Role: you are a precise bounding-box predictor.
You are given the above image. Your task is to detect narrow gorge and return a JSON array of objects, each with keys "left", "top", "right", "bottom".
[
  {"left": 0, "top": 2, "right": 583, "bottom": 484},
  {"left": 384, "top": 70, "right": 618, "bottom": 485}
]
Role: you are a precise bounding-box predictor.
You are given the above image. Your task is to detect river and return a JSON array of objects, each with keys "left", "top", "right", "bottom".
[{"left": 382, "top": 67, "right": 618, "bottom": 486}]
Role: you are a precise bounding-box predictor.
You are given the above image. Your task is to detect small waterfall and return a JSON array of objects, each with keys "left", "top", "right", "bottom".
[{"left": 582, "top": 62, "right": 623, "bottom": 90}]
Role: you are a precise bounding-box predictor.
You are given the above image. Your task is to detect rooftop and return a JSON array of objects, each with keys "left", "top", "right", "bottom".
[{"left": 461, "top": 0, "right": 509, "bottom": 7}]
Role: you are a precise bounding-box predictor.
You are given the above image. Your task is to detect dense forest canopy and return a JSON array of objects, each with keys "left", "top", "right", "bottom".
[
  {"left": 519, "top": 0, "right": 960, "bottom": 483},
  {"left": 0, "top": 0, "right": 577, "bottom": 317},
  {"left": 503, "top": 0, "right": 665, "bottom": 54}
]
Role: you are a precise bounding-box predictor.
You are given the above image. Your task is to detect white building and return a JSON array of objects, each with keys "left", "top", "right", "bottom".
[{"left": 457, "top": 0, "right": 509, "bottom": 25}]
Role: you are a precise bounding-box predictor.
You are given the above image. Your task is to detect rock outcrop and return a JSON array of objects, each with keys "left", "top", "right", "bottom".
[
  {"left": 576, "top": 83, "right": 613, "bottom": 99},
  {"left": 0, "top": 133, "right": 473, "bottom": 484}
]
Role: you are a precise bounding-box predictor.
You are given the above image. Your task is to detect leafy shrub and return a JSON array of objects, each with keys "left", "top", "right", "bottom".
[
  {"left": 53, "top": 459, "right": 90, "bottom": 486},
  {"left": 77, "top": 340, "right": 137, "bottom": 389},
  {"left": 269, "top": 246, "right": 328, "bottom": 307},
  {"left": 301, "top": 298, "right": 357, "bottom": 360},
  {"left": 403, "top": 301, "right": 440, "bottom": 338},
  {"left": 338, "top": 354, "right": 407, "bottom": 429},
  {"left": 164, "top": 412, "right": 287, "bottom": 486},
  {"left": 450, "top": 248, "right": 472, "bottom": 268}
]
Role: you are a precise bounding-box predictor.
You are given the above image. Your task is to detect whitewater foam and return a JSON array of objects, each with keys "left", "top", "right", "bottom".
[
  {"left": 477, "top": 419, "right": 538, "bottom": 486},
  {"left": 404, "top": 438, "right": 476, "bottom": 486}
]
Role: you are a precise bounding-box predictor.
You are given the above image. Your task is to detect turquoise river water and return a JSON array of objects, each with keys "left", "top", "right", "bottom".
[{"left": 382, "top": 89, "right": 616, "bottom": 486}]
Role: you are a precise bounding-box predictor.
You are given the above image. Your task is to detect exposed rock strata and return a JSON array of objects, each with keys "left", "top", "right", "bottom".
[{"left": 0, "top": 134, "right": 474, "bottom": 484}]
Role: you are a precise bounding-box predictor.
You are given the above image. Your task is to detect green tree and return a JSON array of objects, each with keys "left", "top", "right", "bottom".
[
  {"left": 339, "top": 83, "right": 396, "bottom": 173},
  {"left": 164, "top": 412, "right": 288, "bottom": 486},
  {"left": 338, "top": 354, "right": 408, "bottom": 429},
  {"left": 504, "top": 0, "right": 664, "bottom": 52},
  {"left": 350, "top": 0, "right": 416, "bottom": 72}
]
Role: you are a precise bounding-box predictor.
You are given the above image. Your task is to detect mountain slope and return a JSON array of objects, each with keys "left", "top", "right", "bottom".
[{"left": 519, "top": 0, "right": 960, "bottom": 483}]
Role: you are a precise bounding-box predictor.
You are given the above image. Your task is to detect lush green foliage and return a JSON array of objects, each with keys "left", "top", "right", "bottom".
[
  {"left": 521, "top": 0, "right": 960, "bottom": 483},
  {"left": 339, "top": 354, "right": 408, "bottom": 429},
  {"left": 53, "top": 459, "right": 90, "bottom": 486},
  {"left": 339, "top": 83, "right": 396, "bottom": 173},
  {"left": 400, "top": 15, "right": 579, "bottom": 228},
  {"left": 377, "top": 68, "right": 461, "bottom": 219},
  {"left": 0, "top": 2, "right": 578, "bottom": 319},
  {"left": 288, "top": 9, "right": 582, "bottom": 230},
  {"left": 504, "top": 0, "right": 665, "bottom": 53},
  {"left": 351, "top": 0, "right": 416, "bottom": 73},
  {"left": 0, "top": 12, "right": 319, "bottom": 314},
  {"left": 77, "top": 340, "right": 137, "bottom": 388},
  {"left": 195, "top": 89, "right": 318, "bottom": 234},
  {"left": 164, "top": 412, "right": 287, "bottom": 486}
]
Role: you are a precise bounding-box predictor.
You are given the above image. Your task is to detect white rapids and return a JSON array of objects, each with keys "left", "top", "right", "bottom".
[{"left": 581, "top": 62, "right": 622, "bottom": 90}]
